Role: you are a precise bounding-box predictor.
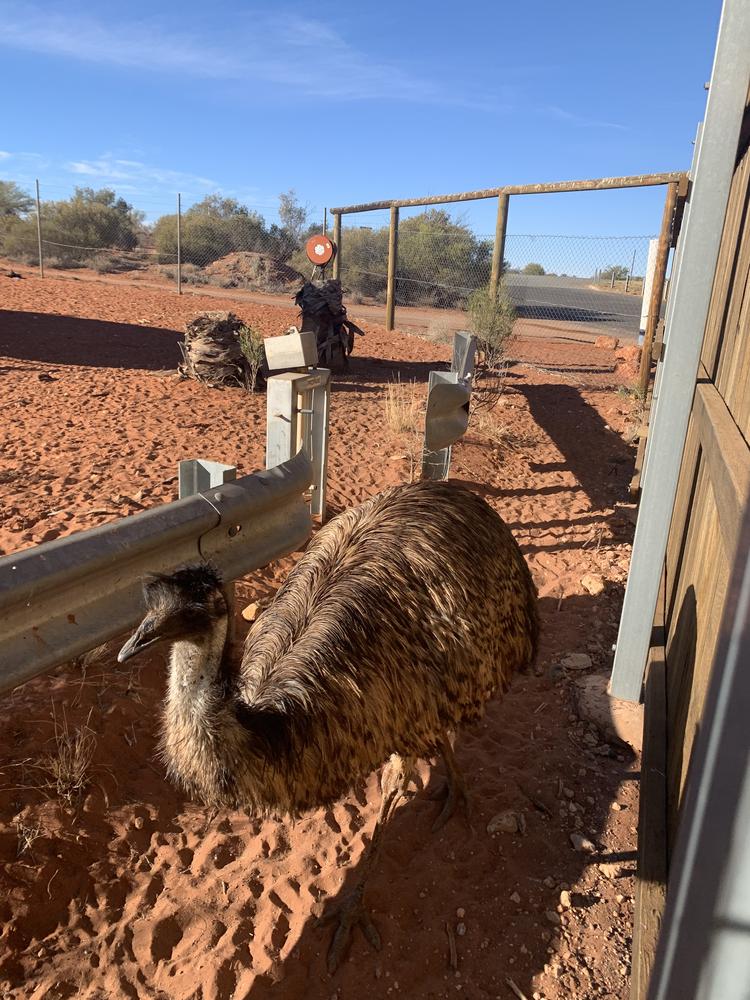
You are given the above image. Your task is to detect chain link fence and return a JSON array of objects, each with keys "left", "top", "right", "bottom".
[
  {"left": 1, "top": 178, "right": 654, "bottom": 338},
  {"left": 0, "top": 181, "right": 315, "bottom": 295},
  {"left": 338, "top": 213, "right": 654, "bottom": 337}
]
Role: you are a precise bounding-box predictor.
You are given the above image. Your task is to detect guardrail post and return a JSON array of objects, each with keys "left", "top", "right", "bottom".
[
  {"left": 333, "top": 212, "right": 342, "bottom": 280},
  {"left": 386, "top": 205, "right": 399, "bottom": 331},
  {"left": 178, "top": 459, "right": 236, "bottom": 499},
  {"left": 422, "top": 332, "right": 476, "bottom": 480},
  {"left": 490, "top": 193, "right": 509, "bottom": 298},
  {"left": 266, "top": 370, "right": 331, "bottom": 519}
]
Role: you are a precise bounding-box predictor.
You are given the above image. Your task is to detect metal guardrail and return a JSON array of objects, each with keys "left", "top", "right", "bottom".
[
  {"left": 421, "top": 332, "right": 476, "bottom": 481},
  {"left": 0, "top": 452, "right": 313, "bottom": 696}
]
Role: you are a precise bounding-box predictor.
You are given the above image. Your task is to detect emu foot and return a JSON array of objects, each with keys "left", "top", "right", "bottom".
[
  {"left": 428, "top": 773, "right": 471, "bottom": 833},
  {"left": 316, "top": 885, "right": 381, "bottom": 973}
]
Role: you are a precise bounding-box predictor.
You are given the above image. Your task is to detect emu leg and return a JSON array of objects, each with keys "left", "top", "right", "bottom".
[
  {"left": 429, "top": 734, "right": 470, "bottom": 833},
  {"left": 318, "top": 753, "right": 415, "bottom": 974}
]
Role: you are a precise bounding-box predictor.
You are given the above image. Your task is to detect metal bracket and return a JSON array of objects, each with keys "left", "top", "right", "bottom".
[
  {"left": 266, "top": 369, "right": 331, "bottom": 519},
  {"left": 178, "top": 459, "right": 237, "bottom": 499}
]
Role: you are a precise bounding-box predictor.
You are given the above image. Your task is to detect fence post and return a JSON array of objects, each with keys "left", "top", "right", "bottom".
[
  {"left": 625, "top": 247, "right": 636, "bottom": 293},
  {"left": 332, "top": 212, "right": 341, "bottom": 279},
  {"left": 176, "top": 192, "right": 182, "bottom": 295},
  {"left": 490, "top": 193, "right": 509, "bottom": 298},
  {"left": 386, "top": 205, "right": 399, "bottom": 331},
  {"left": 638, "top": 181, "right": 678, "bottom": 395},
  {"left": 35, "top": 179, "right": 44, "bottom": 278}
]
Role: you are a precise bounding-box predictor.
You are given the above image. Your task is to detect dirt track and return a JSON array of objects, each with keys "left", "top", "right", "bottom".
[{"left": 0, "top": 272, "right": 640, "bottom": 999}]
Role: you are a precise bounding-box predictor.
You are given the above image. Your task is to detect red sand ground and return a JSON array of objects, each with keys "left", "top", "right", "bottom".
[{"left": 0, "top": 272, "right": 641, "bottom": 1000}]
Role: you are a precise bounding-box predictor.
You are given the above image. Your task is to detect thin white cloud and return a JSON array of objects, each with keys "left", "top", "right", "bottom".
[
  {"left": 0, "top": 4, "right": 503, "bottom": 110},
  {"left": 544, "top": 105, "right": 628, "bottom": 131},
  {"left": 65, "top": 155, "right": 218, "bottom": 191},
  {"left": 0, "top": 151, "right": 11, "bottom": 160}
]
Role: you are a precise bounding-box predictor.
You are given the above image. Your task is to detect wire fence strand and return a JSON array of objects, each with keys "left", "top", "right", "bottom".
[{"left": 0, "top": 178, "right": 656, "bottom": 338}]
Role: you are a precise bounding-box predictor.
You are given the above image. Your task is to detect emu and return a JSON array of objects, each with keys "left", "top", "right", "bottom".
[{"left": 118, "top": 479, "right": 538, "bottom": 970}]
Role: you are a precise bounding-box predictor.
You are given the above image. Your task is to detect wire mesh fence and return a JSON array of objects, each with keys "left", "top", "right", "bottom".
[
  {"left": 0, "top": 181, "right": 314, "bottom": 295},
  {"left": 1, "top": 177, "right": 655, "bottom": 338},
  {"left": 338, "top": 215, "right": 654, "bottom": 337}
]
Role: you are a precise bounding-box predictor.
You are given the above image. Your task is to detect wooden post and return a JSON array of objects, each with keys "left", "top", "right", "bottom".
[
  {"left": 332, "top": 212, "right": 341, "bottom": 280},
  {"left": 176, "top": 192, "right": 182, "bottom": 296},
  {"left": 386, "top": 205, "right": 399, "bottom": 331},
  {"left": 490, "top": 193, "right": 509, "bottom": 298},
  {"left": 35, "top": 179, "right": 44, "bottom": 278},
  {"left": 638, "top": 182, "right": 678, "bottom": 395}
]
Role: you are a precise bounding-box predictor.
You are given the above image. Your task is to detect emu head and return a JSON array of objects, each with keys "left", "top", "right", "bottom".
[{"left": 118, "top": 564, "right": 226, "bottom": 663}]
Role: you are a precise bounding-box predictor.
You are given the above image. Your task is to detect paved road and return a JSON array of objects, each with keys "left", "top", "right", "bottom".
[{"left": 503, "top": 275, "right": 642, "bottom": 339}]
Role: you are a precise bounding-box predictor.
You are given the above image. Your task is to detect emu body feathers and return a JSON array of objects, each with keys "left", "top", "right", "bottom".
[{"left": 143, "top": 480, "right": 538, "bottom": 816}]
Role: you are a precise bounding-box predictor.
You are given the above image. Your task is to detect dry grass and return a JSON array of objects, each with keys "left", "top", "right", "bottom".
[
  {"left": 39, "top": 707, "right": 97, "bottom": 805},
  {"left": 73, "top": 641, "right": 112, "bottom": 678},
  {"left": 422, "top": 319, "right": 455, "bottom": 346},
  {"left": 471, "top": 412, "right": 538, "bottom": 453},
  {"left": 384, "top": 378, "right": 425, "bottom": 482},
  {"left": 384, "top": 378, "right": 421, "bottom": 436},
  {"left": 14, "top": 818, "right": 42, "bottom": 857},
  {"left": 617, "top": 385, "right": 647, "bottom": 444}
]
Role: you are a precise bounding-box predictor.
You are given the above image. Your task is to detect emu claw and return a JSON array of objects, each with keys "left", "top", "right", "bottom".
[
  {"left": 316, "top": 889, "right": 381, "bottom": 973},
  {"left": 430, "top": 776, "right": 471, "bottom": 833}
]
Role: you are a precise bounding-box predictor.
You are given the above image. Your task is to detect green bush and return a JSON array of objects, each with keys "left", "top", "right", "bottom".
[
  {"left": 467, "top": 283, "right": 516, "bottom": 371},
  {"left": 2, "top": 187, "right": 142, "bottom": 267},
  {"left": 238, "top": 324, "right": 266, "bottom": 391},
  {"left": 0, "top": 180, "right": 33, "bottom": 218},
  {"left": 522, "top": 262, "right": 545, "bottom": 275},
  {"left": 153, "top": 195, "right": 300, "bottom": 267},
  {"left": 337, "top": 209, "right": 493, "bottom": 308}
]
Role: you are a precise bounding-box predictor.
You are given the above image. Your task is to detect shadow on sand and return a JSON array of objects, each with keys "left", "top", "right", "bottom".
[
  {"left": 0, "top": 309, "right": 180, "bottom": 371},
  {"left": 244, "top": 584, "right": 637, "bottom": 998}
]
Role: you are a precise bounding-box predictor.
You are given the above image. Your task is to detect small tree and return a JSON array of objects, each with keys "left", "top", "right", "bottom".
[
  {"left": 600, "top": 264, "right": 629, "bottom": 281},
  {"left": 522, "top": 262, "right": 545, "bottom": 275},
  {"left": 278, "top": 189, "right": 309, "bottom": 243},
  {"left": 0, "top": 180, "right": 33, "bottom": 218}
]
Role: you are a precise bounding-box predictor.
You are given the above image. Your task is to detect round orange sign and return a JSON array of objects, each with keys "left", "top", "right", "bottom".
[{"left": 305, "top": 235, "right": 336, "bottom": 266}]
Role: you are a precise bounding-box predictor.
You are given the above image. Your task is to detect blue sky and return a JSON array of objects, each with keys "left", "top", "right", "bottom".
[{"left": 0, "top": 1, "right": 721, "bottom": 240}]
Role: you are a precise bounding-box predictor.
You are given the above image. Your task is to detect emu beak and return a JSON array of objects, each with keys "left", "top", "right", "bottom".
[{"left": 117, "top": 618, "right": 160, "bottom": 663}]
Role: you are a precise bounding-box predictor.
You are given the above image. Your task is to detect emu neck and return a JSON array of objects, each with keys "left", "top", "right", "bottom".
[
  {"left": 167, "top": 615, "right": 228, "bottom": 704},
  {"left": 166, "top": 584, "right": 235, "bottom": 708}
]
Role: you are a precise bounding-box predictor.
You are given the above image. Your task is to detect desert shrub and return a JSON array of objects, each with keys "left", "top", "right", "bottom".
[
  {"left": 468, "top": 283, "right": 516, "bottom": 366},
  {"left": 522, "top": 262, "right": 545, "bottom": 275},
  {"left": 153, "top": 193, "right": 305, "bottom": 267},
  {"left": 337, "top": 210, "right": 494, "bottom": 308},
  {"left": 0, "top": 180, "right": 34, "bottom": 218},
  {"left": 90, "top": 252, "right": 121, "bottom": 273},
  {"left": 600, "top": 264, "right": 629, "bottom": 281},
  {"left": 3, "top": 187, "right": 142, "bottom": 268},
  {"left": 468, "top": 283, "right": 516, "bottom": 410},
  {"left": 238, "top": 324, "right": 266, "bottom": 391}
]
